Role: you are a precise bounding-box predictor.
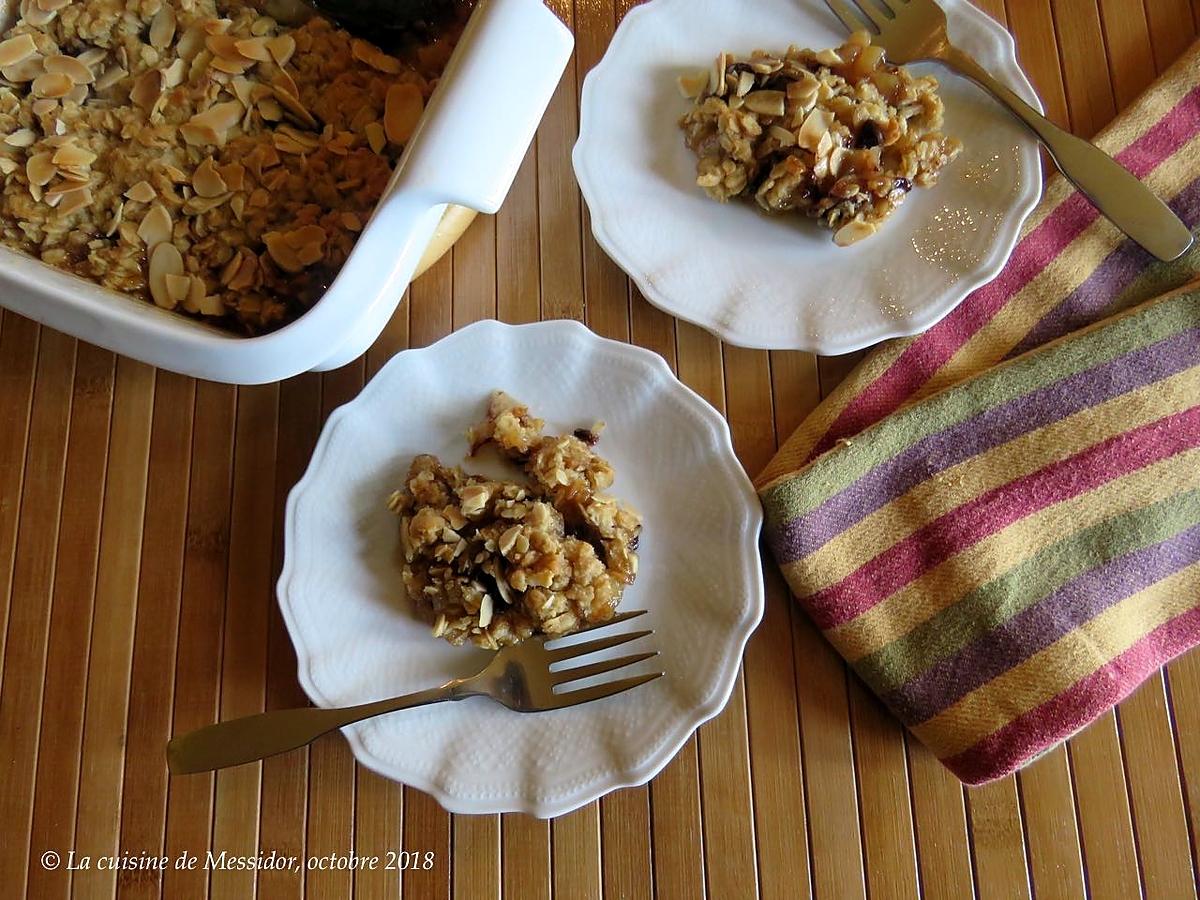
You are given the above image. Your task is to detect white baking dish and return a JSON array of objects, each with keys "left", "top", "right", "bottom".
[{"left": 0, "top": 0, "right": 572, "bottom": 383}]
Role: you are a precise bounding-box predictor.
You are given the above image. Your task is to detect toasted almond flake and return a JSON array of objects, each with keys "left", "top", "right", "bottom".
[
  {"left": 744, "top": 90, "right": 785, "bottom": 117},
  {"left": 179, "top": 122, "right": 217, "bottom": 145},
  {"left": 736, "top": 70, "right": 756, "bottom": 97},
  {"left": 31, "top": 71, "right": 72, "bottom": 98},
  {"left": 38, "top": 0, "right": 70, "bottom": 10},
  {"left": 161, "top": 57, "right": 186, "bottom": 88},
  {"left": 22, "top": 2, "right": 57, "bottom": 27},
  {"left": 833, "top": 218, "right": 876, "bottom": 246},
  {"left": 250, "top": 16, "right": 274, "bottom": 36},
  {"left": 164, "top": 272, "right": 191, "bottom": 305},
  {"left": 676, "top": 70, "right": 708, "bottom": 99},
  {"left": 2, "top": 55, "right": 44, "bottom": 83},
  {"left": 57, "top": 165, "right": 89, "bottom": 182},
  {"left": 229, "top": 193, "right": 245, "bottom": 220},
  {"left": 263, "top": 230, "right": 303, "bottom": 272},
  {"left": 26, "top": 151, "right": 54, "bottom": 186},
  {"left": 209, "top": 55, "right": 249, "bottom": 75},
  {"left": 191, "top": 99, "right": 242, "bottom": 132},
  {"left": 230, "top": 75, "right": 254, "bottom": 106},
  {"left": 0, "top": 34, "right": 37, "bottom": 68},
  {"left": 234, "top": 37, "right": 271, "bottom": 62},
  {"left": 797, "top": 106, "right": 834, "bottom": 151},
  {"left": 365, "top": 120, "right": 385, "bottom": 154},
  {"left": 269, "top": 83, "right": 315, "bottom": 128},
  {"left": 136, "top": 202, "right": 172, "bottom": 247},
  {"left": 45, "top": 53, "right": 93, "bottom": 84},
  {"left": 384, "top": 83, "right": 423, "bottom": 145},
  {"left": 768, "top": 123, "right": 797, "bottom": 147},
  {"left": 229, "top": 250, "right": 257, "bottom": 289},
  {"left": 192, "top": 157, "right": 227, "bottom": 197},
  {"left": 4, "top": 128, "right": 36, "bottom": 147},
  {"left": 65, "top": 83, "right": 87, "bottom": 104},
  {"left": 76, "top": 48, "right": 105, "bottom": 68},
  {"left": 93, "top": 64, "right": 126, "bottom": 90},
  {"left": 198, "top": 292, "right": 224, "bottom": 316},
  {"left": 277, "top": 123, "right": 318, "bottom": 148},
  {"left": 340, "top": 211, "right": 362, "bottom": 231},
  {"left": 51, "top": 115, "right": 66, "bottom": 133},
  {"left": 272, "top": 132, "right": 305, "bottom": 154},
  {"left": 187, "top": 275, "right": 208, "bottom": 312},
  {"left": 248, "top": 187, "right": 269, "bottom": 207},
  {"left": 148, "top": 241, "right": 184, "bottom": 308},
  {"left": 478, "top": 593, "right": 493, "bottom": 628},
  {"left": 257, "top": 96, "right": 281, "bottom": 121},
  {"left": 129, "top": 68, "right": 162, "bottom": 110},
  {"left": 104, "top": 199, "right": 123, "bottom": 235},
  {"left": 52, "top": 143, "right": 96, "bottom": 167},
  {"left": 219, "top": 252, "right": 241, "bottom": 285},
  {"left": 265, "top": 33, "right": 294, "bottom": 66},
  {"left": 295, "top": 241, "right": 323, "bottom": 266},
  {"left": 43, "top": 178, "right": 85, "bottom": 197},
  {"left": 149, "top": 5, "right": 176, "bottom": 50},
  {"left": 0, "top": 157, "right": 17, "bottom": 175}
]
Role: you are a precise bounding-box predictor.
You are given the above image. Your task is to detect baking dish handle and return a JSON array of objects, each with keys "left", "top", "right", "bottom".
[{"left": 311, "top": 0, "right": 574, "bottom": 372}]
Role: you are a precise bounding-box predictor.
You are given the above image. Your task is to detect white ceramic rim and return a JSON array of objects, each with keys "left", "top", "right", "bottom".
[
  {"left": 573, "top": 0, "right": 1045, "bottom": 354},
  {"left": 277, "top": 318, "right": 766, "bottom": 817}
]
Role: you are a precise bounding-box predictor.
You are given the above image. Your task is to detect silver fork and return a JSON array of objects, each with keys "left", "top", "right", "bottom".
[
  {"left": 167, "top": 610, "right": 661, "bottom": 774},
  {"left": 823, "top": 0, "right": 1193, "bottom": 262}
]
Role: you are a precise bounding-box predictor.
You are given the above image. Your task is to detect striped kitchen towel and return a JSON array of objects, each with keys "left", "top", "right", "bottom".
[{"left": 756, "top": 40, "right": 1200, "bottom": 784}]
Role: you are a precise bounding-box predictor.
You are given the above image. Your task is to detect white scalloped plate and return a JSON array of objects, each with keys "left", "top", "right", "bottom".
[
  {"left": 573, "top": 0, "right": 1043, "bottom": 354},
  {"left": 278, "top": 320, "right": 764, "bottom": 817}
]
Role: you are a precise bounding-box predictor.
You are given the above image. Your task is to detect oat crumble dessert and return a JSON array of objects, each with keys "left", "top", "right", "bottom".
[
  {"left": 0, "top": 0, "right": 469, "bottom": 334},
  {"left": 388, "top": 391, "right": 643, "bottom": 649},
  {"left": 678, "top": 30, "right": 963, "bottom": 246}
]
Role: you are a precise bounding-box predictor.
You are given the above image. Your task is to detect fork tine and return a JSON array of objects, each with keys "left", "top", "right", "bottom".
[
  {"left": 557, "top": 609, "right": 648, "bottom": 639},
  {"left": 824, "top": 0, "right": 874, "bottom": 33},
  {"left": 552, "top": 650, "right": 660, "bottom": 687},
  {"left": 849, "top": 0, "right": 890, "bottom": 29},
  {"left": 544, "top": 628, "right": 653, "bottom": 663},
  {"left": 550, "top": 671, "right": 664, "bottom": 709}
]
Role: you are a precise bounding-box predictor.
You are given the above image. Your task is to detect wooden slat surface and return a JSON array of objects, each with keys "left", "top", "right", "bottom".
[{"left": 2, "top": 2, "right": 1198, "bottom": 897}]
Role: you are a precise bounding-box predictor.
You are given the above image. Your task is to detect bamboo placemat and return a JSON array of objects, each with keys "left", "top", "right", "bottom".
[{"left": 2, "top": 1, "right": 1199, "bottom": 897}]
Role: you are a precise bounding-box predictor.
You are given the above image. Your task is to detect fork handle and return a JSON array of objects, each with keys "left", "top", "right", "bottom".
[
  {"left": 166, "top": 680, "right": 479, "bottom": 774},
  {"left": 939, "top": 46, "right": 1192, "bottom": 262}
]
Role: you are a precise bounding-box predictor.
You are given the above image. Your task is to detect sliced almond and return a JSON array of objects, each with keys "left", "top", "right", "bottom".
[
  {"left": 53, "top": 186, "right": 91, "bottom": 215},
  {"left": 229, "top": 250, "right": 257, "bottom": 290},
  {"left": 340, "top": 211, "right": 362, "bottom": 232},
  {"left": 230, "top": 75, "right": 254, "bottom": 106},
  {"left": 0, "top": 157, "right": 17, "bottom": 175},
  {"left": 148, "top": 241, "right": 184, "bottom": 308},
  {"left": 204, "top": 33, "right": 240, "bottom": 58},
  {"left": 269, "top": 83, "right": 315, "bottom": 128},
  {"left": 93, "top": 65, "right": 127, "bottom": 91},
  {"left": 219, "top": 252, "right": 241, "bottom": 286},
  {"left": 188, "top": 275, "right": 209, "bottom": 312},
  {"left": 833, "top": 219, "right": 876, "bottom": 247},
  {"left": 234, "top": 37, "right": 270, "bottom": 62},
  {"left": 250, "top": 16, "right": 274, "bottom": 36},
  {"left": 736, "top": 69, "right": 756, "bottom": 97},
  {"left": 191, "top": 157, "right": 226, "bottom": 197},
  {"left": 180, "top": 122, "right": 220, "bottom": 148},
  {"left": 229, "top": 193, "right": 245, "bottom": 220},
  {"left": 149, "top": 5, "right": 176, "bottom": 50},
  {"left": 52, "top": 142, "right": 96, "bottom": 167},
  {"left": 129, "top": 68, "right": 162, "bottom": 110},
  {"left": 743, "top": 90, "right": 786, "bottom": 117},
  {"left": 202, "top": 17, "right": 232, "bottom": 35},
  {"left": 44, "top": 178, "right": 89, "bottom": 198},
  {"left": 65, "top": 83, "right": 87, "bottom": 104},
  {"left": 383, "top": 83, "right": 423, "bottom": 145},
  {"left": 104, "top": 199, "right": 123, "bottom": 236},
  {"left": 31, "top": 71, "right": 72, "bottom": 98},
  {"left": 162, "top": 57, "right": 186, "bottom": 88},
  {"left": 209, "top": 55, "right": 249, "bottom": 75},
  {"left": 25, "top": 151, "right": 54, "bottom": 186},
  {"left": 2, "top": 55, "right": 45, "bottom": 83},
  {"left": 77, "top": 48, "right": 106, "bottom": 68},
  {"left": 364, "top": 120, "right": 385, "bottom": 154},
  {"left": 4, "top": 128, "right": 36, "bottom": 147},
  {"left": 265, "top": 33, "right": 294, "bottom": 66},
  {"left": 38, "top": 0, "right": 71, "bottom": 10},
  {"left": 164, "top": 272, "right": 191, "bottom": 306},
  {"left": 263, "top": 230, "right": 303, "bottom": 272},
  {"left": 45, "top": 54, "right": 93, "bottom": 84},
  {"left": 198, "top": 290, "right": 224, "bottom": 317},
  {"left": 0, "top": 34, "right": 37, "bottom": 68},
  {"left": 190, "top": 99, "right": 242, "bottom": 132},
  {"left": 797, "top": 107, "right": 834, "bottom": 152},
  {"left": 256, "top": 96, "right": 281, "bottom": 121},
  {"left": 768, "top": 124, "right": 797, "bottom": 147},
  {"left": 22, "top": 1, "right": 57, "bottom": 27},
  {"left": 136, "top": 202, "right": 172, "bottom": 247}
]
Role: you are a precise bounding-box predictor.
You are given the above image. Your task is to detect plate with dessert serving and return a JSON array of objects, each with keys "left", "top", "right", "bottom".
[
  {"left": 278, "top": 318, "right": 764, "bottom": 817},
  {"left": 573, "top": 0, "right": 1043, "bottom": 354}
]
